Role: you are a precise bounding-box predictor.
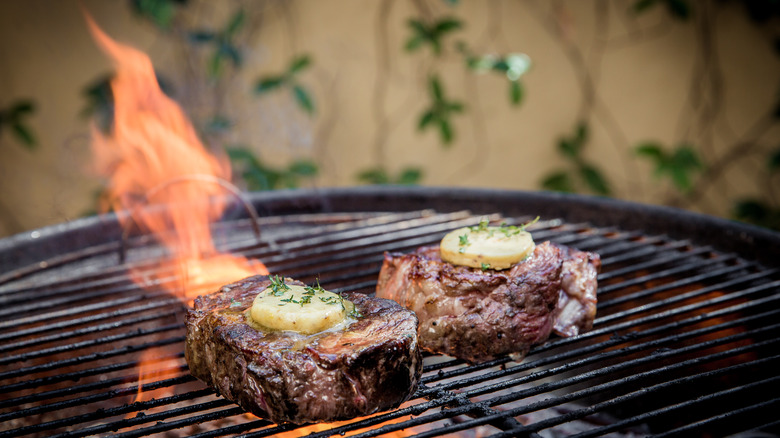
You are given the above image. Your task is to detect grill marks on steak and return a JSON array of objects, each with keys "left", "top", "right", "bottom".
[
  {"left": 185, "top": 276, "right": 422, "bottom": 424},
  {"left": 376, "top": 241, "right": 600, "bottom": 363}
]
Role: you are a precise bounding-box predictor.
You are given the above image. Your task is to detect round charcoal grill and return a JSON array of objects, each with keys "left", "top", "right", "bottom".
[{"left": 1, "top": 187, "right": 779, "bottom": 438}]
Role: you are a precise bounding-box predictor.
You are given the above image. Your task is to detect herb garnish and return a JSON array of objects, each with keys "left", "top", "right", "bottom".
[
  {"left": 469, "top": 217, "right": 490, "bottom": 232},
  {"left": 268, "top": 275, "right": 291, "bottom": 296},
  {"left": 230, "top": 298, "right": 242, "bottom": 307},
  {"left": 348, "top": 306, "right": 363, "bottom": 318},
  {"left": 304, "top": 278, "right": 325, "bottom": 295},
  {"left": 279, "top": 293, "right": 300, "bottom": 306},
  {"left": 480, "top": 263, "right": 491, "bottom": 271},
  {"left": 458, "top": 233, "right": 470, "bottom": 253}
]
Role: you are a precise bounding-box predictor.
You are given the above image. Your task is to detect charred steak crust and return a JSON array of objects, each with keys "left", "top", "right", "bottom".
[
  {"left": 185, "top": 275, "right": 422, "bottom": 425},
  {"left": 376, "top": 241, "right": 600, "bottom": 364}
]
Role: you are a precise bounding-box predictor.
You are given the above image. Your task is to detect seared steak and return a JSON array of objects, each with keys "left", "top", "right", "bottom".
[
  {"left": 553, "top": 244, "right": 601, "bottom": 337},
  {"left": 185, "top": 275, "right": 422, "bottom": 424},
  {"left": 376, "top": 241, "right": 600, "bottom": 363}
]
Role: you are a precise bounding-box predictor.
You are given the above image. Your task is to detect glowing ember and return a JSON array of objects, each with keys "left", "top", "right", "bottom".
[{"left": 85, "top": 14, "right": 268, "bottom": 300}]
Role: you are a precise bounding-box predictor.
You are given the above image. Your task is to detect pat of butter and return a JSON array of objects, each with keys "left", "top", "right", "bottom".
[
  {"left": 250, "top": 284, "right": 348, "bottom": 335},
  {"left": 440, "top": 222, "right": 535, "bottom": 270}
]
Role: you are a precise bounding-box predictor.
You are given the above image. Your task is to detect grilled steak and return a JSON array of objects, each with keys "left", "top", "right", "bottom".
[
  {"left": 185, "top": 275, "right": 422, "bottom": 424},
  {"left": 553, "top": 244, "right": 601, "bottom": 337},
  {"left": 376, "top": 241, "right": 600, "bottom": 363}
]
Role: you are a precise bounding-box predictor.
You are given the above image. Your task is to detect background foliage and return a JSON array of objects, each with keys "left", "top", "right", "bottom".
[{"left": 1, "top": 0, "right": 778, "bottom": 234}]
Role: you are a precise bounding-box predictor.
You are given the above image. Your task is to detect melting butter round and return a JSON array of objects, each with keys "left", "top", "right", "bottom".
[
  {"left": 250, "top": 284, "right": 348, "bottom": 334},
  {"left": 440, "top": 225, "right": 535, "bottom": 270}
]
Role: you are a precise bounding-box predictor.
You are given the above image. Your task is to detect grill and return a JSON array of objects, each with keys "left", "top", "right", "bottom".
[{"left": 2, "top": 186, "right": 779, "bottom": 438}]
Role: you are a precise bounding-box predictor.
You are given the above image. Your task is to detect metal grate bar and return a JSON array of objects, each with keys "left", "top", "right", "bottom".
[
  {"left": 597, "top": 254, "right": 736, "bottom": 297},
  {"left": 425, "top": 308, "right": 780, "bottom": 399},
  {"left": 0, "top": 309, "right": 179, "bottom": 355},
  {"left": 571, "top": 379, "right": 780, "bottom": 438},
  {"left": 0, "top": 363, "right": 189, "bottom": 424},
  {"left": 540, "top": 280, "right": 780, "bottom": 358},
  {"left": 0, "top": 298, "right": 180, "bottom": 342},
  {"left": 0, "top": 323, "right": 181, "bottom": 366},
  {"left": 423, "top": 347, "right": 780, "bottom": 438},
  {"left": 0, "top": 374, "right": 197, "bottom": 437},
  {"left": 43, "top": 389, "right": 219, "bottom": 438},
  {"left": 598, "top": 245, "right": 715, "bottom": 282},
  {"left": 0, "top": 335, "right": 184, "bottom": 381},
  {"left": 595, "top": 267, "right": 773, "bottom": 325},
  {"left": 0, "top": 352, "right": 184, "bottom": 403}
]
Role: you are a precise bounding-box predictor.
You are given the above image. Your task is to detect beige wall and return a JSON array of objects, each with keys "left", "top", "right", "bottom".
[{"left": 1, "top": 0, "right": 778, "bottom": 237}]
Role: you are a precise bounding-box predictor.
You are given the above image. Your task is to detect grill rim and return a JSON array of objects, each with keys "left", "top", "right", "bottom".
[{"left": 2, "top": 186, "right": 779, "bottom": 275}]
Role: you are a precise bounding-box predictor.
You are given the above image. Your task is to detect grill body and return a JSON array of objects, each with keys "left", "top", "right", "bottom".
[{"left": 1, "top": 187, "right": 779, "bottom": 438}]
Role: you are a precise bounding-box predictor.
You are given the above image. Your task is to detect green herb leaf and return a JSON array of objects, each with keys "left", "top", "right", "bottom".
[
  {"left": 268, "top": 275, "right": 291, "bottom": 296},
  {"left": 580, "top": 164, "right": 611, "bottom": 195},
  {"left": 510, "top": 81, "right": 523, "bottom": 105},
  {"left": 225, "top": 9, "right": 246, "bottom": 37},
  {"left": 292, "top": 84, "right": 315, "bottom": 115},
  {"left": 769, "top": 148, "right": 780, "bottom": 172},
  {"left": 289, "top": 55, "right": 312, "bottom": 75},
  {"left": 398, "top": 167, "right": 423, "bottom": 185},
  {"left": 255, "top": 76, "right": 286, "bottom": 94},
  {"left": 541, "top": 171, "right": 575, "bottom": 193},
  {"left": 633, "top": 0, "right": 658, "bottom": 13},
  {"left": 11, "top": 123, "right": 36, "bottom": 149},
  {"left": 189, "top": 31, "right": 217, "bottom": 43}
]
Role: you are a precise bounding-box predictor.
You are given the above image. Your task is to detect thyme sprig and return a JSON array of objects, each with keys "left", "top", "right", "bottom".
[
  {"left": 268, "top": 275, "right": 291, "bottom": 296},
  {"left": 458, "top": 233, "right": 470, "bottom": 253}
]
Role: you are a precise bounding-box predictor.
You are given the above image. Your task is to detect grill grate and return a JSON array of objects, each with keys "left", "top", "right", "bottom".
[{"left": 1, "top": 188, "right": 779, "bottom": 438}]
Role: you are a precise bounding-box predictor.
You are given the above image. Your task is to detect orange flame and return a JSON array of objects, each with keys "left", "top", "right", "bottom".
[{"left": 85, "top": 13, "right": 268, "bottom": 300}]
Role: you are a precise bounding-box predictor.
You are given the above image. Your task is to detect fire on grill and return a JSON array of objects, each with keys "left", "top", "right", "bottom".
[{"left": 2, "top": 11, "right": 780, "bottom": 438}]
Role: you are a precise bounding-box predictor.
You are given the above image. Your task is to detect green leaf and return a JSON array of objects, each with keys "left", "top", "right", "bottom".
[
  {"left": 10, "top": 100, "right": 35, "bottom": 117},
  {"left": 430, "top": 76, "right": 444, "bottom": 102},
  {"left": 405, "top": 36, "right": 425, "bottom": 52},
  {"left": 446, "top": 102, "right": 465, "bottom": 113},
  {"left": 575, "top": 122, "right": 588, "bottom": 144},
  {"left": 733, "top": 199, "right": 768, "bottom": 221},
  {"left": 398, "top": 167, "right": 423, "bottom": 185},
  {"left": 205, "top": 115, "right": 232, "bottom": 133},
  {"left": 189, "top": 31, "right": 217, "bottom": 43},
  {"left": 580, "top": 164, "right": 610, "bottom": 195},
  {"left": 434, "top": 18, "right": 462, "bottom": 34},
  {"left": 255, "top": 76, "right": 286, "bottom": 93},
  {"left": 407, "top": 19, "right": 428, "bottom": 37},
  {"left": 510, "top": 81, "right": 523, "bottom": 105},
  {"left": 769, "top": 148, "right": 780, "bottom": 172},
  {"left": 672, "top": 145, "right": 702, "bottom": 169},
  {"left": 357, "top": 168, "right": 390, "bottom": 185},
  {"left": 504, "top": 53, "right": 532, "bottom": 81},
  {"left": 225, "top": 9, "right": 246, "bottom": 37},
  {"left": 292, "top": 85, "right": 315, "bottom": 115},
  {"left": 633, "top": 0, "right": 658, "bottom": 13},
  {"left": 288, "top": 55, "right": 312, "bottom": 75},
  {"left": 438, "top": 119, "right": 454, "bottom": 145},
  {"left": 11, "top": 123, "right": 36, "bottom": 149},
  {"left": 665, "top": 0, "right": 690, "bottom": 20},
  {"left": 289, "top": 160, "right": 318, "bottom": 176},
  {"left": 131, "top": 0, "right": 177, "bottom": 29},
  {"left": 541, "top": 172, "right": 575, "bottom": 193},
  {"left": 208, "top": 52, "right": 223, "bottom": 78},
  {"left": 219, "top": 43, "right": 242, "bottom": 67},
  {"left": 558, "top": 139, "right": 579, "bottom": 158},
  {"left": 635, "top": 142, "right": 664, "bottom": 161},
  {"left": 418, "top": 110, "right": 436, "bottom": 130}
]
